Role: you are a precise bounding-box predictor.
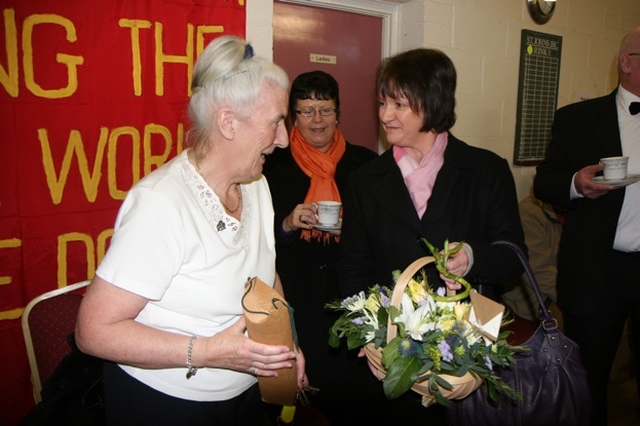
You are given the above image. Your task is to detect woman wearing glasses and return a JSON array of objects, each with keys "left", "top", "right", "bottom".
[{"left": 263, "top": 70, "right": 377, "bottom": 424}]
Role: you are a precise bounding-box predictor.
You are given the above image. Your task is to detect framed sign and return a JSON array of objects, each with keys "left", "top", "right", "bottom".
[{"left": 513, "top": 29, "right": 562, "bottom": 166}]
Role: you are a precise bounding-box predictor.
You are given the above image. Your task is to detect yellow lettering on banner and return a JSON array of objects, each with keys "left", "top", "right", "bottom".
[
  {"left": 196, "top": 25, "right": 224, "bottom": 58},
  {"left": 144, "top": 124, "right": 173, "bottom": 174},
  {"left": 155, "top": 22, "right": 194, "bottom": 96},
  {"left": 0, "top": 9, "right": 19, "bottom": 97},
  {"left": 119, "top": 18, "right": 152, "bottom": 97},
  {"left": 0, "top": 308, "right": 23, "bottom": 320},
  {"left": 120, "top": 21, "right": 224, "bottom": 97},
  {"left": 176, "top": 122, "right": 184, "bottom": 153},
  {"left": 0, "top": 238, "right": 21, "bottom": 285},
  {"left": 0, "top": 228, "right": 113, "bottom": 319},
  {"left": 108, "top": 126, "right": 141, "bottom": 199},
  {"left": 97, "top": 229, "right": 113, "bottom": 266},
  {"left": 23, "top": 13, "right": 84, "bottom": 98},
  {"left": 56, "top": 229, "right": 112, "bottom": 287},
  {"left": 57, "top": 232, "right": 96, "bottom": 288},
  {"left": 39, "top": 124, "right": 184, "bottom": 204},
  {"left": 39, "top": 128, "right": 107, "bottom": 204}
]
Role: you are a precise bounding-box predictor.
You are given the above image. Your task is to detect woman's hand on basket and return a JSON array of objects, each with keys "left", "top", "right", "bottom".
[
  {"left": 358, "top": 347, "right": 384, "bottom": 381},
  {"left": 439, "top": 241, "right": 468, "bottom": 291},
  {"left": 423, "top": 238, "right": 472, "bottom": 301}
]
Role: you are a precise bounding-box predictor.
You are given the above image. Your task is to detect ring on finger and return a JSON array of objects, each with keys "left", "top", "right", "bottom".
[{"left": 250, "top": 366, "right": 256, "bottom": 375}]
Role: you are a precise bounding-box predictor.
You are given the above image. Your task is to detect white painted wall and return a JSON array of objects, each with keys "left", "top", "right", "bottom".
[{"left": 248, "top": 0, "right": 640, "bottom": 201}]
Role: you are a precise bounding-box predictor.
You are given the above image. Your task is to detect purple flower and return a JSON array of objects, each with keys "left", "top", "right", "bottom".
[
  {"left": 379, "top": 289, "right": 391, "bottom": 308},
  {"left": 438, "top": 340, "right": 453, "bottom": 362},
  {"left": 352, "top": 316, "right": 366, "bottom": 325}
]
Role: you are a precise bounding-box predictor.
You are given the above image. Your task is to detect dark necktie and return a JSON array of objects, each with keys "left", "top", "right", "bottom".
[{"left": 630, "top": 102, "right": 640, "bottom": 115}]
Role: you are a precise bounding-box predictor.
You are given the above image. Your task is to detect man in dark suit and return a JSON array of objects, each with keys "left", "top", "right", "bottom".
[{"left": 534, "top": 26, "right": 640, "bottom": 425}]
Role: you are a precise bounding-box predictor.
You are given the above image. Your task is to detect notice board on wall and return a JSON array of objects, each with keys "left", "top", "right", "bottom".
[{"left": 514, "top": 29, "right": 562, "bottom": 166}]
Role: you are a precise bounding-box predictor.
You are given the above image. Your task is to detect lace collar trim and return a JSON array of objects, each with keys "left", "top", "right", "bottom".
[{"left": 181, "top": 155, "right": 249, "bottom": 247}]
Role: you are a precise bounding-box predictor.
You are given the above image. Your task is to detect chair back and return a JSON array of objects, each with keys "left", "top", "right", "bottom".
[{"left": 21, "top": 280, "right": 91, "bottom": 402}]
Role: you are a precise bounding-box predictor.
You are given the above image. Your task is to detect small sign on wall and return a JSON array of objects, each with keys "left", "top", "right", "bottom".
[
  {"left": 514, "top": 29, "right": 562, "bottom": 166},
  {"left": 310, "top": 53, "right": 337, "bottom": 65}
]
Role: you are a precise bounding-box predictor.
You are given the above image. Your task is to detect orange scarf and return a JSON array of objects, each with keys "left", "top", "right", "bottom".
[{"left": 290, "top": 126, "right": 346, "bottom": 242}]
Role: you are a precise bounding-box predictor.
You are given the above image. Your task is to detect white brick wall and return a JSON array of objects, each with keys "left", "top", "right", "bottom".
[{"left": 249, "top": 0, "right": 640, "bottom": 200}]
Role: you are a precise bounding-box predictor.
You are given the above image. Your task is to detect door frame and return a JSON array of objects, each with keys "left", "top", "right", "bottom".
[
  {"left": 276, "top": 0, "right": 401, "bottom": 60},
  {"left": 275, "top": 0, "right": 400, "bottom": 152}
]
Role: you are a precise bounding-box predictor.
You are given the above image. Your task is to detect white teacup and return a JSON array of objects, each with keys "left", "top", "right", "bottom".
[
  {"left": 601, "top": 156, "right": 629, "bottom": 180},
  {"left": 314, "top": 201, "right": 341, "bottom": 225}
]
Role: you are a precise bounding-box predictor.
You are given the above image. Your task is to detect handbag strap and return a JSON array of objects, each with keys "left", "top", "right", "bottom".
[
  {"left": 491, "top": 240, "right": 557, "bottom": 331},
  {"left": 241, "top": 277, "right": 300, "bottom": 346}
]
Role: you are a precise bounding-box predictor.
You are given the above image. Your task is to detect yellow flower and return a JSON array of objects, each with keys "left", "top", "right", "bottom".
[
  {"left": 439, "top": 317, "right": 456, "bottom": 332},
  {"left": 408, "top": 279, "right": 429, "bottom": 304},
  {"left": 364, "top": 294, "right": 381, "bottom": 313},
  {"left": 454, "top": 303, "right": 469, "bottom": 320}
]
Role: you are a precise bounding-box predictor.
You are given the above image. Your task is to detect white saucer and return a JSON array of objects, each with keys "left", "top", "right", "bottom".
[
  {"left": 592, "top": 174, "right": 640, "bottom": 187},
  {"left": 312, "top": 219, "right": 341, "bottom": 232}
]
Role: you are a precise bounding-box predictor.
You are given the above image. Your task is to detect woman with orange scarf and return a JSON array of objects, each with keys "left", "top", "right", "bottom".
[{"left": 262, "top": 71, "right": 377, "bottom": 424}]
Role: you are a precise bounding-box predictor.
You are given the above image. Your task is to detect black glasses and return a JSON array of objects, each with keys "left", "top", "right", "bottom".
[
  {"left": 295, "top": 108, "right": 336, "bottom": 118},
  {"left": 628, "top": 53, "right": 640, "bottom": 56}
]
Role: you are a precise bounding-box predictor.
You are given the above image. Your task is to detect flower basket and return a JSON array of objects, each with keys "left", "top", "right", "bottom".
[
  {"left": 363, "top": 256, "right": 482, "bottom": 407},
  {"left": 328, "top": 239, "right": 522, "bottom": 407}
]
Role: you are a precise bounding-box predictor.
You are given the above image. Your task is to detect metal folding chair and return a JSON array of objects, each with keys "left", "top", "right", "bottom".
[{"left": 21, "top": 280, "right": 91, "bottom": 402}]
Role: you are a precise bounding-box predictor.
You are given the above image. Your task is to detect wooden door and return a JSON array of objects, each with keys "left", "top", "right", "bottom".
[{"left": 273, "top": 1, "right": 382, "bottom": 153}]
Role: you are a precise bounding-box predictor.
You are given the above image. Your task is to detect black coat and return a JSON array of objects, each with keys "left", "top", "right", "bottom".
[
  {"left": 534, "top": 90, "right": 625, "bottom": 317},
  {"left": 262, "top": 141, "right": 378, "bottom": 424},
  {"left": 337, "top": 134, "right": 526, "bottom": 299},
  {"left": 263, "top": 141, "right": 378, "bottom": 309}
]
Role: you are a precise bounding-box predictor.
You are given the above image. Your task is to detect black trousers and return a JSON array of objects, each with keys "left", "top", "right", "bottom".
[
  {"left": 563, "top": 250, "right": 640, "bottom": 426},
  {"left": 103, "top": 362, "right": 265, "bottom": 426}
]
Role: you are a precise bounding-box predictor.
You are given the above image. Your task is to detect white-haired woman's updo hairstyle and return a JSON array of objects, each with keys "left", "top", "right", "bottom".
[{"left": 187, "top": 35, "right": 289, "bottom": 152}]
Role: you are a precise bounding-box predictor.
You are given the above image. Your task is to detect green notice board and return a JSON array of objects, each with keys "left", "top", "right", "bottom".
[{"left": 514, "top": 29, "right": 562, "bottom": 166}]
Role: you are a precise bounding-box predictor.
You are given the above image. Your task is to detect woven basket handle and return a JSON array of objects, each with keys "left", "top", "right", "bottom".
[{"left": 387, "top": 256, "right": 437, "bottom": 342}]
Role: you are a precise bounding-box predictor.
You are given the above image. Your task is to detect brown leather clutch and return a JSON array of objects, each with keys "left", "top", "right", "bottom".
[{"left": 241, "top": 277, "right": 298, "bottom": 406}]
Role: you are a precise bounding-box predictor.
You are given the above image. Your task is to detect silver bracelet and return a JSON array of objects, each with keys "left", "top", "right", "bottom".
[{"left": 186, "top": 335, "right": 198, "bottom": 379}]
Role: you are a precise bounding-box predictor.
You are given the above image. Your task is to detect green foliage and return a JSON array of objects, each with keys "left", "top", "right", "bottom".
[
  {"left": 383, "top": 354, "right": 423, "bottom": 399},
  {"left": 325, "top": 238, "right": 523, "bottom": 406}
]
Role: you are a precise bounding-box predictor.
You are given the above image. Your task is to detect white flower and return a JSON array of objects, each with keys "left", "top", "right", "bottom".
[
  {"left": 394, "top": 294, "right": 436, "bottom": 340},
  {"left": 341, "top": 291, "right": 366, "bottom": 312},
  {"left": 364, "top": 308, "right": 380, "bottom": 331},
  {"left": 365, "top": 329, "right": 377, "bottom": 343},
  {"left": 459, "top": 320, "right": 483, "bottom": 346}
]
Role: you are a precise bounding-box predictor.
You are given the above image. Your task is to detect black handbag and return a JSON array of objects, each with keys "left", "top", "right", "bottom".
[{"left": 447, "top": 240, "right": 592, "bottom": 426}]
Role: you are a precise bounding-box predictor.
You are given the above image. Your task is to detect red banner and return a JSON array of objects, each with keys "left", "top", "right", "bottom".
[{"left": 0, "top": 1, "right": 245, "bottom": 423}]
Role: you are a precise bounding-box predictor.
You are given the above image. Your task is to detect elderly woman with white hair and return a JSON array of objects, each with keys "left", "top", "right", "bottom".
[{"left": 76, "top": 35, "right": 306, "bottom": 425}]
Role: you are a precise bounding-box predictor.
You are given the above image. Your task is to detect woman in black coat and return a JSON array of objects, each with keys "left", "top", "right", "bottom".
[
  {"left": 336, "top": 48, "right": 526, "bottom": 423},
  {"left": 262, "top": 70, "right": 377, "bottom": 425}
]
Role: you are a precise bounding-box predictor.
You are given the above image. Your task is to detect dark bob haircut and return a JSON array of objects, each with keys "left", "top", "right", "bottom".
[
  {"left": 376, "top": 48, "right": 456, "bottom": 133},
  {"left": 288, "top": 70, "right": 341, "bottom": 120}
]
